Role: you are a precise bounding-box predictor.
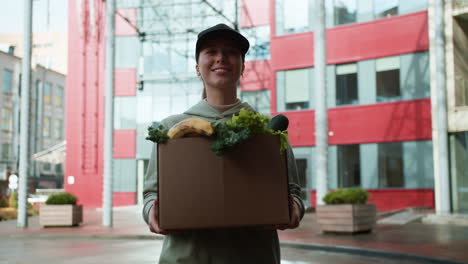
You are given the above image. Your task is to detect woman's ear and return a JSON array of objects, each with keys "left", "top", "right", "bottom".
[
  {"left": 241, "top": 63, "right": 245, "bottom": 76},
  {"left": 195, "top": 64, "right": 200, "bottom": 76}
]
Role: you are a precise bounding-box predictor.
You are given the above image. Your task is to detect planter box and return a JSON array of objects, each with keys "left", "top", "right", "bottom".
[
  {"left": 39, "top": 204, "right": 83, "bottom": 227},
  {"left": 316, "top": 204, "right": 376, "bottom": 233}
]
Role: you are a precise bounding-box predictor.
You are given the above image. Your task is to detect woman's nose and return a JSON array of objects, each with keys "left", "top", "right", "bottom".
[{"left": 215, "top": 52, "right": 226, "bottom": 62}]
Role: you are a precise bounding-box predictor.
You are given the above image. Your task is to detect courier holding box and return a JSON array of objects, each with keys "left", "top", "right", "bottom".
[{"left": 157, "top": 134, "right": 290, "bottom": 230}]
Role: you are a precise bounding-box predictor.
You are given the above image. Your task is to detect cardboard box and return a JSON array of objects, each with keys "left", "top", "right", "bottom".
[{"left": 158, "top": 135, "right": 290, "bottom": 230}]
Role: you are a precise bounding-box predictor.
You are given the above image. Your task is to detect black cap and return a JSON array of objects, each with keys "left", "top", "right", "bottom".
[{"left": 195, "top": 24, "right": 250, "bottom": 61}]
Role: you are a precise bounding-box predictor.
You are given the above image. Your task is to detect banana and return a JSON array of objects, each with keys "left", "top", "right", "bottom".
[{"left": 167, "top": 118, "right": 214, "bottom": 139}]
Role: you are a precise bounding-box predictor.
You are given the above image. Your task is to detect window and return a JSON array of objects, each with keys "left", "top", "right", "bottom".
[
  {"left": 334, "top": 0, "right": 357, "bottom": 25},
  {"left": 374, "top": 0, "right": 398, "bottom": 19},
  {"left": 241, "top": 90, "right": 271, "bottom": 115},
  {"left": 43, "top": 117, "right": 51, "bottom": 137},
  {"left": 338, "top": 144, "right": 361, "bottom": 187},
  {"left": 1, "top": 143, "right": 11, "bottom": 161},
  {"left": 43, "top": 82, "right": 52, "bottom": 104},
  {"left": 276, "top": 0, "right": 311, "bottom": 35},
  {"left": 242, "top": 26, "right": 270, "bottom": 61},
  {"left": 285, "top": 68, "right": 310, "bottom": 110},
  {"left": 2, "top": 69, "right": 13, "bottom": 93},
  {"left": 54, "top": 86, "right": 63, "bottom": 107},
  {"left": 116, "top": 36, "right": 139, "bottom": 68},
  {"left": 378, "top": 142, "right": 404, "bottom": 188},
  {"left": 55, "top": 119, "right": 63, "bottom": 139},
  {"left": 336, "top": 63, "right": 358, "bottom": 105},
  {"left": 114, "top": 97, "right": 136, "bottom": 129},
  {"left": 295, "top": 158, "right": 308, "bottom": 200},
  {"left": 1, "top": 108, "right": 12, "bottom": 131},
  {"left": 376, "top": 56, "right": 400, "bottom": 102}
]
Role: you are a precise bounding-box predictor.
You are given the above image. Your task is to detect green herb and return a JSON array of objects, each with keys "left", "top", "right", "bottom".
[
  {"left": 146, "top": 125, "right": 169, "bottom": 144},
  {"left": 210, "top": 108, "right": 289, "bottom": 156},
  {"left": 45, "top": 192, "right": 78, "bottom": 205},
  {"left": 322, "top": 188, "right": 369, "bottom": 205}
]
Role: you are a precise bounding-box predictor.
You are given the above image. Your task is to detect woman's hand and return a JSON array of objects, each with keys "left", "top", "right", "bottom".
[
  {"left": 148, "top": 199, "right": 172, "bottom": 235},
  {"left": 265, "top": 195, "right": 301, "bottom": 230}
]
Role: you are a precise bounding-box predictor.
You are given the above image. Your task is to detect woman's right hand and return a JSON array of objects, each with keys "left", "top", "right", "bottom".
[{"left": 148, "top": 198, "right": 171, "bottom": 235}]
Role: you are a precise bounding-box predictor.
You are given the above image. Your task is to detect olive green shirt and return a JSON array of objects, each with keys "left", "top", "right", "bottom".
[{"left": 143, "top": 100, "right": 304, "bottom": 264}]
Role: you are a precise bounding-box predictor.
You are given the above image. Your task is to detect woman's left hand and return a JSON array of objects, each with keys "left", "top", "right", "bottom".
[{"left": 265, "top": 195, "right": 301, "bottom": 230}]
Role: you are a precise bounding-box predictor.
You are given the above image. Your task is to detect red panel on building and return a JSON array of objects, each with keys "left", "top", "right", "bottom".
[
  {"left": 240, "top": 60, "right": 272, "bottom": 91},
  {"left": 328, "top": 99, "right": 432, "bottom": 145},
  {"left": 279, "top": 110, "right": 315, "bottom": 147},
  {"left": 113, "top": 192, "right": 136, "bottom": 206},
  {"left": 309, "top": 189, "right": 434, "bottom": 211},
  {"left": 113, "top": 129, "right": 136, "bottom": 159},
  {"left": 114, "top": 68, "right": 136, "bottom": 96},
  {"left": 115, "top": 8, "right": 137, "bottom": 36},
  {"left": 65, "top": 0, "right": 106, "bottom": 208},
  {"left": 367, "top": 189, "right": 434, "bottom": 211},
  {"left": 240, "top": 0, "right": 270, "bottom": 28},
  {"left": 271, "top": 32, "right": 315, "bottom": 71},
  {"left": 327, "top": 11, "right": 429, "bottom": 64},
  {"left": 277, "top": 99, "right": 431, "bottom": 146},
  {"left": 271, "top": 11, "right": 428, "bottom": 71}
]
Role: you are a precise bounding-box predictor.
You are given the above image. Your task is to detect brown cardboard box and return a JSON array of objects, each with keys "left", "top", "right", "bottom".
[{"left": 158, "top": 135, "right": 290, "bottom": 230}]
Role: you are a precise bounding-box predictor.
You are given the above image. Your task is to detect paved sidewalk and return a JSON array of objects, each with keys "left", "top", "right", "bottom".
[{"left": 1, "top": 206, "right": 467, "bottom": 263}]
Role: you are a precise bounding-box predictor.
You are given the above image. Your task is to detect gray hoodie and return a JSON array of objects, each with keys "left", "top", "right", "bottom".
[{"left": 142, "top": 100, "right": 304, "bottom": 264}]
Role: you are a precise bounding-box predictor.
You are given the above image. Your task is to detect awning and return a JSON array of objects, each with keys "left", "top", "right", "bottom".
[{"left": 31, "top": 141, "right": 66, "bottom": 164}]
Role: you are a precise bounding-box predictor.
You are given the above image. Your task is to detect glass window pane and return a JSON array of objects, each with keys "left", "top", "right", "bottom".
[
  {"left": 334, "top": 0, "right": 357, "bottom": 25},
  {"left": 114, "top": 97, "right": 136, "bottom": 129},
  {"left": 285, "top": 68, "right": 310, "bottom": 110},
  {"left": 1, "top": 108, "right": 12, "bottom": 131},
  {"left": 54, "top": 86, "right": 63, "bottom": 107},
  {"left": 377, "top": 69, "right": 400, "bottom": 102},
  {"left": 55, "top": 119, "right": 63, "bottom": 139},
  {"left": 378, "top": 142, "right": 404, "bottom": 188},
  {"left": 336, "top": 63, "right": 358, "bottom": 106},
  {"left": 276, "top": 0, "right": 310, "bottom": 35},
  {"left": 374, "top": 0, "right": 398, "bottom": 19},
  {"left": 376, "top": 56, "right": 400, "bottom": 102},
  {"left": 1, "top": 143, "right": 10, "bottom": 160},
  {"left": 241, "top": 26, "right": 271, "bottom": 61},
  {"left": 116, "top": 36, "right": 139, "bottom": 68},
  {"left": 338, "top": 144, "right": 361, "bottom": 187},
  {"left": 43, "top": 82, "right": 52, "bottom": 104},
  {"left": 2, "top": 70, "right": 13, "bottom": 93},
  {"left": 43, "top": 117, "right": 51, "bottom": 137},
  {"left": 241, "top": 90, "right": 271, "bottom": 115}
]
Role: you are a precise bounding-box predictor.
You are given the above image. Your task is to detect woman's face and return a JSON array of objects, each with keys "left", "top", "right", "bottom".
[{"left": 196, "top": 38, "right": 244, "bottom": 93}]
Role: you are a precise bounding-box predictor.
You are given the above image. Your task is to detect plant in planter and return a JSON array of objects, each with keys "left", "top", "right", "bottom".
[
  {"left": 39, "top": 192, "right": 83, "bottom": 227},
  {"left": 316, "top": 188, "right": 376, "bottom": 233}
]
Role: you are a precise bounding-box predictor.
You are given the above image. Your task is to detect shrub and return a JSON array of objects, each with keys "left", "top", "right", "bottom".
[
  {"left": 9, "top": 191, "right": 18, "bottom": 209},
  {"left": 45, "top": 192, "right": 77, "bottom": 205},
  {"left": 323, "top": 188, "right": 369, "bottom": 205},
  {"left": 0, "top": 195, "right": 8, "bottom": 208}
]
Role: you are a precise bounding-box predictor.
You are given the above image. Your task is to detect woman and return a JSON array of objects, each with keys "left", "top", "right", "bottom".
[{"left": 143, "top": 24, "right": 305, "bottom": 264}]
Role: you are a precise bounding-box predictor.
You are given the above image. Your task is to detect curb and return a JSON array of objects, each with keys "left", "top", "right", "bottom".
[
  {"left": 280, "top": 241, "right": 467, "bottom": 264},
  {"left": 1, "top": 232, "right": 466, "bottom": 264},
  {"left": 0, "top": 232, "right": 163, "bottom": 240}
]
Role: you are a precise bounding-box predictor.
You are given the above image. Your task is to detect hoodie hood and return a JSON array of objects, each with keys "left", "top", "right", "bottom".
[{"left": 183, "top": 100, "right": 255, "bottom": 121}]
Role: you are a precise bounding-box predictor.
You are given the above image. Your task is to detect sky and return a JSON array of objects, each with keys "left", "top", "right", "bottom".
[{"left": 0, "top": 0, "right": 68, "bottom": 34}]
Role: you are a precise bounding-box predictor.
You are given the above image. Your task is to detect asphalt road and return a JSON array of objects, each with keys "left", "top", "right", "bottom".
[{"left": 0, "top": 237, "right": 424, "bottom": 264}]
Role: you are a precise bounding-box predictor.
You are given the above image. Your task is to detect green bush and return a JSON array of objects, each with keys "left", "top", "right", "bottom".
[
  {"left": 0, "top": 195, "right": 8, "bottom": 208},
  {"left": 9, "top": 191, "right": 17, "bottom": 209},
  {"left": 323, "top": 188, "right": 369, "bottom": 205},
  {"left": 45, "top": 192, "right": 77, "bottom": 205}
]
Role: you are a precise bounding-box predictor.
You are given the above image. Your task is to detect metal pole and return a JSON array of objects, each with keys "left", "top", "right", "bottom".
[
  {"left": 315, "top": 0, "right": 328, "bottom": 206},
  {"left": 434, "top": 0, "right": 450, "bottom": 214},
  {"left": 17, "top": 0, "right": 33, "bottom": 228},
  {"left": 103, "top": 0, "right": 115, "bottom": 227}
]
